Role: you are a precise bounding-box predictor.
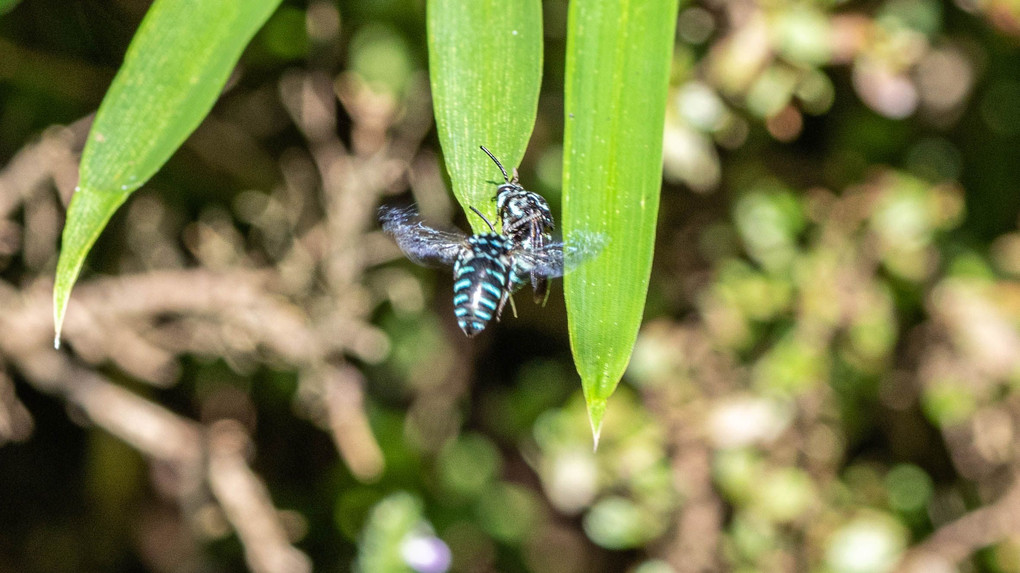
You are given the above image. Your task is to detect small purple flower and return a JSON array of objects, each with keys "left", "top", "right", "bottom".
[{"left": 400, "top": 533, "right": 452, "bottom": 573}]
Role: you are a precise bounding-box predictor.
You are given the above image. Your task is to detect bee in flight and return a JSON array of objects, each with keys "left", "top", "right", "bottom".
[
  {"left": 480, "top": 146, "right": 556, "bottom": 305},
  {"left": 379, "top": 205, "right": 602, "bottom": 337}
]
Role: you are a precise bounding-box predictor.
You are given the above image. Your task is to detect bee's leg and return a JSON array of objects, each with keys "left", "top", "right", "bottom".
[
  {"left": 529, "top": 218, "right": 543, "bottom": 241},
  {"left": 533, "top": 276, "right": 550, "bottom": 306},
  {"left": 495, "top": 288, "right": 518, "bottom": 321}
]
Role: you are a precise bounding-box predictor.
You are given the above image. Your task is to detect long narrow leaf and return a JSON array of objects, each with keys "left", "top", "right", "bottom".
[
  {"left": 563, "top": 0, "right": 679, "bottom": 444},
  {"left": 53, "top": 0, "right": 283, "bottom": 345},
  {"left": 426, "top": 0, "right": 542, "bottom": 233}
]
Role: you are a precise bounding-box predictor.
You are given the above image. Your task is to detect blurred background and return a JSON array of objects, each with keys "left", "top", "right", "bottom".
[{"left": 2, "top": 0, "right": 1020, "bottom": 571}]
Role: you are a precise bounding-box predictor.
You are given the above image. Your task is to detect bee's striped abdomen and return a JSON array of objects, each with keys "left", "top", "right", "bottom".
[{"left": 452, "top": 233, "right": 513, "bottom": 337}]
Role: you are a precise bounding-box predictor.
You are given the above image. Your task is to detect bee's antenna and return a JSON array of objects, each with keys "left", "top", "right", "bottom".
[
  {"left": 480, "top": 145, "right": 510, "bottom": 184},
  {"left": 469, "top": 206, "right": 497, "bottom": 233}
]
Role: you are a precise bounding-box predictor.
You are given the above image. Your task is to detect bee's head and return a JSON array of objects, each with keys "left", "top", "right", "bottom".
[{"left": 495, "top": 182, "right": 522, "bottom": 205}]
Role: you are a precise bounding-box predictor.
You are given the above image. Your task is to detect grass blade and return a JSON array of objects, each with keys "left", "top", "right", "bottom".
[
  {"left": 53, "top": 0, "right": 282, "bottom": 345},
  {"left": 563, "top": 0, "right": 679, "bottom": 444},
  {"left": 427, "top": 0, "right": 542, "bottom": 233}
]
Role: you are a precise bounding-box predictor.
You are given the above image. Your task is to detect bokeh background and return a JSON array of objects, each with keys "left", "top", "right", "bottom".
[{"left": 2, "top": 0, "right": 1020, "bottom": 571}]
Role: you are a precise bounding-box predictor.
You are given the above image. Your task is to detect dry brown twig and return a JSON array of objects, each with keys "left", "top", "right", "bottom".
[
  {"left": 1, "top": 341, "right": 310, "bottom": 573},
  {"left": 0, "top": 58, "right": 440, "bottom": 569},
  {"left": 898, "top": 479, "right": 1020, "bottom": 573},
  {"left": 208, "top": 420, "right": 313, "bottom": 573}
]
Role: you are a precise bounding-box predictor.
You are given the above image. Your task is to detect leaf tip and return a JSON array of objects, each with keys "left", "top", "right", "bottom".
[
  {"left": 586, "top": 397, "right": 607, "bottom": 451},
  {"left": 53, "top": 291, "right": 67, "bottom": 350}
]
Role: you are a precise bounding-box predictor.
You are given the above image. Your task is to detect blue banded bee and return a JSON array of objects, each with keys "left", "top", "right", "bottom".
[
  {"left": 379, "top": 205, "right": 601, "bottom": 337},
  {"left": 480, "top": 146, "right": 556, "bottom": 305}
]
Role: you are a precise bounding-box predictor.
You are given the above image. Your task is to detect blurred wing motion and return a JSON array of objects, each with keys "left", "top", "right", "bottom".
[
  {"left": 514, "top": 230, "right": 608, "bottom": 279},
  {"left": 379, "top": 206, "right": 466, "bottom": 267}
]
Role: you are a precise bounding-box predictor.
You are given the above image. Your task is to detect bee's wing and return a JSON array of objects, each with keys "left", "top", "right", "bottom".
[
  {"left": 379, "top": 206, "right": 466, "bottom": 267},
  {"left": 518, "top": 231, "right": 608, "bottom": 278}
]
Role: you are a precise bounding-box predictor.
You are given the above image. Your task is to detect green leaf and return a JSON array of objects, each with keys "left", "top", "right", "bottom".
[
  {"left": 53, "top": 0, "right": 283, "bottom": 345},
  {"left": 562, "top": 0, "right": 679, "bottom": 444},
  {"left": 427, "top": 0, "right": 542, "bottom": 234}
]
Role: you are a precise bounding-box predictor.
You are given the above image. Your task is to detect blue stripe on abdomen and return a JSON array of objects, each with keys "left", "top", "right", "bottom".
[
  {"left": 485, "top": 268, "right": 506, "bottom": 284},
  {"left": 481, "top": 282, "right": 502, "bottom": 298}
]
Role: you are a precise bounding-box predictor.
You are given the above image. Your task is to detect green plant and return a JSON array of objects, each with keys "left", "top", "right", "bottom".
[
  {"left": 426, "top": 0, "right": 542, "bottom": 233},
  {"left": 563, "top": 0, "right": 679, "bottom": 443},
  {"left": 53, "top": 0, "right": 677, "bottom": 445},
  {"left": 52, "top": 0, "right": 282, "bottom": 343},
  {"left": 428, "top": 0, "right": 678, "bottom": 442}
]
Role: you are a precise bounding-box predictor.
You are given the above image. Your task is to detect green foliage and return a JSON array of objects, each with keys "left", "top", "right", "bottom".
[
  {"left": 426, "top": 0, "right": 542, "bottom": 233},
  {"left": 52, "top": 0, "right": 282, "bottom": 344},
  {"left": 356, "top": 492, "right": 432, "bottom": 573},
  {"left": 562, "top": 0, "right": 680, "bottom": 443},
  {"left": 6, "top": 0, "right": 1020, "bottom": 570}
]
